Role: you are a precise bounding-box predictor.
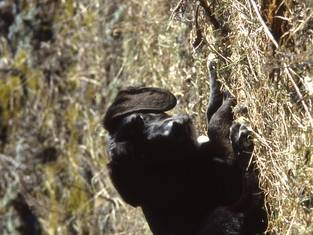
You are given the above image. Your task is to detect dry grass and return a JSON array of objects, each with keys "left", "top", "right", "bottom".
[{"left": 0, "top": 0, "right": 312, "bottom": 234}]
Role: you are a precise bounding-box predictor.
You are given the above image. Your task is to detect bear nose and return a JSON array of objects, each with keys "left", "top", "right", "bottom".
[
  {"left": 165, "top": 116, "right": 190, "bottom": 136},
  {"left": 171, "top": 121, "right": 182, "bottom": 131},
  {"left": 161, "top": 121, "right": 183, "bottom": 138}
]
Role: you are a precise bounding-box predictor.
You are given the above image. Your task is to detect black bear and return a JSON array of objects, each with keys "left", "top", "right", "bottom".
[{"left": 103, "top": 59, "right": 267, "bottom": 235}]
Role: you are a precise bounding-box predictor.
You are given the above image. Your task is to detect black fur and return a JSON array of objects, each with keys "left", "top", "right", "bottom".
[{"left": 103, "top": 60, "right": 267, "bottom": 235}]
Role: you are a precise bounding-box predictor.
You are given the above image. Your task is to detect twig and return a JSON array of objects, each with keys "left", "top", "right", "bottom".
[
  {"left": 289, "top": 12, "right": 313, "bottom": 37},
  {"left": 192, "top": 3, "right": 204, "bottom": 51},
  {"left": 0, "top": 153, "right": 26, "bottom": 169},
  {"left": 167, "top": 0, "right": 184, "bottom": 30},
  {"left": 65, "top": 188, "right": 123, "bottom": 226},
  {"left": 285, "top": 67, "right": 313, "bottom": 128},
  {"left": 249, "top": 0, "right": 279, "bottom": 48},
  {"left": 199, "top": 0, "right": 224, "bottom": 32},
  {"left": 286, "top": 209, "right": 297, "bottom": 235}
]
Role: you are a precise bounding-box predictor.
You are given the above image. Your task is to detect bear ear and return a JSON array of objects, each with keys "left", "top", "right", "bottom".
[{"left": 103, "top": 87, "right": 177, "bottom": 131}]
